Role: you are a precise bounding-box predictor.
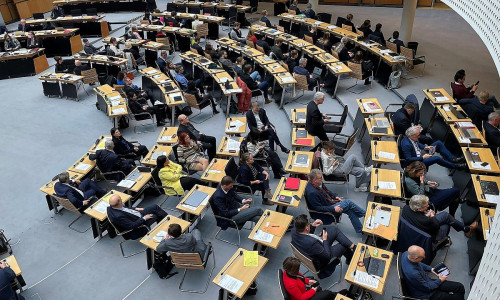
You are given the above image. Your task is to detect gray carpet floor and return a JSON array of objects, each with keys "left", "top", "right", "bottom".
[{"left": 1, "top": 1, "right": 498, "bottom": 299}]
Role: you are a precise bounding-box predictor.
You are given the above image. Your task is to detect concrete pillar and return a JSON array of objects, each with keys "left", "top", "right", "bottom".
[
  {"left": 310, "top": 0, "right": 319, "bottom": 14},
  {"left": 400, "top": 0, "right": 418, "bottom": 42}
]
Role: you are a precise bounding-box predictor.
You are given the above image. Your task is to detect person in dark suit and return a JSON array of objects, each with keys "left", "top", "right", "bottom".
[
  {"left": 271, "top": 39, "right": 287, "bottom": 62},
  {"left": 306, "top": 169, "right": 366, "bottom": 232},
  {"left": 357, "top": 20, "right": 372, "bottom": 38},
  {"left": 89, "top": 140, "right": 135, "bottom": 181},
  {"left": 260, "top": 10, "right": 273, "bottom": 28},
  {"left": 54, "top": 172, "right": 106, "bottom": 211},
  {"left": 459, "top": 90, "right": 499, "bottom": 121},
  {"left": 123, "top": 76, "right": 152, "bottom": 101},
  {"left": 17, "top": 19, "right": 30, "bottom": 32},
  {"left": 157, "top": 224, "right": 207, "bottom": 255},
  {"left": 238, "top": 153, "right": 273, "bottom": 205},
  {"left": 370, "top": 23, "right": 385, "bottom": 46},
  {"left": 256, "top": 35, "right": 271, "bottom": 55},
  {"left": 392, "top": 102, "right": 433, "bottom": 145},
  {"left": 388, "top": 31, "right": 405, "bottom": 53},
  {"left": 306, "top": 92, "right": 329, "bottom": 141},
  {"left": 0, "top": 260, "right": 24, "bottom": 300},
  {"left": 186, "top": 80, "right": 219, "bottom": 114},
  {"left": 83, "top": 38, "right": 104, "bottom": 54},
  {"left": 303, "top": 3, "right": 315, "bottom": 19},
  {"left": 177, "top": 114, "right": 217, "bottom": 160},
  {"left": 343, "top": 14, "right": 355, "bottom": 32},
  {"left": 166, "top": 11, "right": 180, "bottom": 27},
  {"left": 157, "top": 50, "right": 169, "bottom": 74},
  {"left": 26, "top": 31, "right": 41, "bottom": 49},
  {"left": 246, "top": 102, "right": 289, "bottom": 153},
  {"left": 54, "top": 56, "right": 69, "bottom": 73},
  {"left": 285, "top": 50, "right": 299, "bottom": 73},
  {"left": 288, "top": 0, "right": 300, "bottom": 14},
  {"left": 211, "top": 176, "right": 263, "bottom": 228},
  {"left": 294, "top": 58, "right": 321, "bottom": 91},
  {"left": 240, "top": 64, "right": 272, "bottom": 104},
  {"left": 400, "top": 126, "right": 465, "bottom": 170},
  {"left": 51, "top": 4, "right": 64, "bottom": 19},
  {"left": 191, "top": 37, "right": 205, "bottom": 57},
  {"left": 111, "top": 128, "right": 149, "bottom": 160},
  {"left": 127, "top": 90, "right": 166, "bottom": 126},
  {"left": 291, "top": 214, "right": 355, "bottom": 279},
  {"left": 484, "top": 112, "right": 500, "bottom": 151},
  {"left": 73, "top": 60, "right": 89, "bottom": 76},
  {"left": 107, "top": 194, "right": 168, "bottom": 240}
]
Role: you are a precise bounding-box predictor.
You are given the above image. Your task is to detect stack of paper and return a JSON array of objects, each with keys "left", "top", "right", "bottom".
[
  {"left": 112, "top": 108, "right": 126, "bottom": 115},
  {"left": 225, "top": 139, "right": 241, "bottom": 152},
  {"left": 435, "top": 96, "right": 449, "bottom": 102},
  {"left": 253, "top": 229, "right": 273, "bottom": 243},
  {"left": 118, "top": 179, "right": 136, "bottom": 189},
  {"left": 377, "top": 151, "right": 396, "bottom": 160},
  {"left": 219, "top": 275, "right": 244, "bottom": 295},
  {"left": 281, "top": 77, "right": 294, "bottom": 83},
  {"left": 160, "top": 136, "right": 172, "bottom": 141},
  {"left": 75, "top": 163, "right": 91, "bottom": 171},
  {"left": 378, "top": 181, "right": 397, "bottom": 190},
  {"left": 471, "top": 162, "right": 491, "bottom": 170},
  {"left": 92, "top": 201, "right": 109, "bottom": 214}
]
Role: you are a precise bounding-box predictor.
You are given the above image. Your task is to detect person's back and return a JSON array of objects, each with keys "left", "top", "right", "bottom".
[
  {"left": 0, "top": 264, "right": 17, "bottom": 300},
  {"left": 484, "top": 121, "right": 500, "bottom": 149},
  {"left": 401, "top": 205, "right": 439, "bottom": 238},
  {"left": 400, "top": 251, "right": 439, "bottom": 299},
  {"left": 305, "top": 100, "right": 323, "bottom": 135},
  {"left": 392, "top": 107, "right": 411, "bottom": 136}
]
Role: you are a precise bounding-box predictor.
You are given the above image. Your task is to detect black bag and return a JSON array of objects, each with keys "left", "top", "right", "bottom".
[
  {"left": 153, "top": 253, "right": 177, "bottom": 279},
  {"left": 181, "top": 106, "right": 193, "bottom": 116},
  {"left": 118, "top": 116, "right": 129, "bottom": 129},
  {"left": 229, "top": 100, "right": 239, "bottom": 114}
]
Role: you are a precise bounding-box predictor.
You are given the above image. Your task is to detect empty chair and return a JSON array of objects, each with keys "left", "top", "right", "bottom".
[
  {"left": 400, "top": 46, "right": 426, "bottom": 78},
  {"left": 324, "top": 105, "right": 348, "bottom": 136},
  {"left": 86, "top": 8, "right": 97, "bottom": 16},
  {"left": 32, "top": 12, "right": 45, "bottom": 19},
  {"left": 346, "top": 61, "right": 373, "bottom": 94},
  {"left": 107, "top": 217, "right": 148, "bottom": 258},
  {"left": 70, "top": 9, "right": 82, "bottom": 16},
  {"left": 189, "top": 6, "right": 201, "bottom": 14}
]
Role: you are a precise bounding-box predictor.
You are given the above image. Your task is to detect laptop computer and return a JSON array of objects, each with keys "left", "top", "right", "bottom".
[
  {"left": 480, "top": 180, "right": 499, "bottom": 195},
  {"left": 311, "top": 67, "right": 322, "bottom": 79},
  {"left": 450, "top": 106, "right": 467, "bottom": 119}
]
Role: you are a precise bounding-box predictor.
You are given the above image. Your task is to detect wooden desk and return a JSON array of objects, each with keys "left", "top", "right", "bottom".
[
  {"left": 40, "top": 170, "right": 84, "bottom": 201},
  {"left": 88, "top": 135, "right": 111, "bottom": 153},
  {"left": 370, "top": 168, "right": 402, "bottom": 198},
  {"left": 201, "top": 158, "right": 229, "bottom": 185},
  {"left": 94, "top": 85, "right": 128, "bottom": 127},
  {"left": 302, "top": 44, "right": 326, "bottom": 58},
  {"left": 364, "top": 117, "right": 394, "bottom": 138},
  {"left": 0, "top": 48, "right": 48, "bottom": 80},
  {"left": 140, "top": 215, "right": 191, "bottom": 269},
  {"left": 141, "top": 145, "right": 173, "bottom": 167},
  {"left": 291, "top": 108, "right": 306, "bottom": 127},
  {"left": 423, "top": 88, "right": 455, "bottom": 105},
  {"left": 436, "top": 104, "right": 472, "bottom": 123},
  {"left": 371, "top": 140, "right": 400, "bottom": 166},
  {"left": 84, "top": 190, "right": 131, "bottom": 239},
  {"left": 288, "top": 38, "right": 308, "bottom": 50},
  {"left": 271, "top": 177, "right": 307, "bottom": 213},
  {"left": 38, "top": 72, "right": 84, "bottom": 100},
  {"left": 225, "top": 117, "right": 247, "bottom": 135},
  {"left": 327, "top": 61, "right": 352, "bottom": 75},
  {"left": 285, "top": 151, "right": 314, "bottom": 176},
  {"left": 67, "top": 152, "right": 96, "bottom": 176},
  {"left": 480, "top": 207, "right": 495, "bottom": 241},
  {"left": 2, "top": 255, "right": 25, "bottom": 291},
  {"left": 253, "top": 54, "right": 275, "bottom": 65},
  {"left": 264, "top": 62, "right": 287, "bottom": 74},
  {"left": 248, "top": 209, "right": 293, "bottom": 251},
  {"left": 471, "top": 174, "right": 500, "bottom": 206},
  {"left": 462, "top": 147, "right": 500, "bottom": 174},
  {"left": 357, "top": 98, "right": 384, "bottom": 115},
  {"left": 314, "top": 52, "right": 339, "bottom": 65},
  {"left": 217, "top": 136, "right": 243, "bottom": 158},
  {"left": 157, "top": 127, "right": 179, "bottom": 145},
  {"left": 120, "top": 167, "right": 153, "bottom": 194},
  {"left": 450, "top": 125, "right": 486, "bottom": 146},
  {"left": 213, "top": 248, "right": 268, "bottom": 299},
  {"left": 335, "top": 295, "right": 353, "bottom": 300},
  {"left": 216, "top": 37, "right": 237, "bottom": 47},
  {"left": 176, "top": 185, "right": 216, "bottom": 220},
  {"left": 27, "top": 16, "right": 109, "bottom": 37},
  {"left": 292, "top": 128, "right": 315, "bottom": 149},
  {"left": 362, "top": 202, "right": 400, "bottom": 243},
  {"left": 345, "top": 243, "right": 393, "bottom": 295}
]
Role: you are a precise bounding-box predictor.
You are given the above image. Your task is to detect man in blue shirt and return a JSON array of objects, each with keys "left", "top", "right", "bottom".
[
  {"left": 174, "top": 65, "right": 204, "bottom": 93},
  {"left": 293, "top": 58, "right": 321, "bottom": 91},
  {"left": 401, "top": 246, "right": 465, "bottom": 300}
]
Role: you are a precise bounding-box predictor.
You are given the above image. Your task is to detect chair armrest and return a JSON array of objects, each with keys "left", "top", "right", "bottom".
[
  {"left": 154, "top": 184, "right": 182, "bottom": 197},
  {"left": 101, "top": 170, "right": 126, "bottom": 178},
  {"left": 202, "top": 242, "right": 213, "bottom": 263},
  {"left": 308, "top": 209, "right": 340, "bottom": 223},
  {"left": 116, "top": 224, "right": 149, "bottom": 237},
  {"left": 132, "top": 111, "right": 153, "bottom": 119}
]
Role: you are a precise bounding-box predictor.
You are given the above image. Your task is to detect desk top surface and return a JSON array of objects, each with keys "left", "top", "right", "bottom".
[
  {"left": 248, "top": 209, "right": 293, "bottom": 249},
  {"left": 270, "top": 177, "right": 306, "bottom": 208},
  {"left": 176, "top": 185, "right": 216, "bottom": 215},
  {"left": 371, "top": 140, "right": 400, "bottom": 165},
  {"left": 370, "top": 168, "right": 402, "bottom": 198},
  {"left": 362, "top": 202, "right": 400, "bottom": 241},
  {"left": 285, "top": 151, "right": 314, "bottom": 175},
  {"left": 201, "top": 158, "right": 229, "bottom": 183}
]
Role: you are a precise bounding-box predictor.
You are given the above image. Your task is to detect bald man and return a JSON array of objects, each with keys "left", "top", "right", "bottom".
[
  {"left": 107, "top": 195, "right": 168, "bottom": 240},
  {"left": 401, "top": 246, "right": 465, "bottom": 300}
]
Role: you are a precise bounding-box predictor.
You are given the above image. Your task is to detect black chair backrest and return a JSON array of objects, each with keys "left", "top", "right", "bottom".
[
  {"left": 250, "top": 0, "right": 258, "bottom": 9},
  {"left": 225, "top": 157, "right": 239, "bottom": 180},
  {"left": 396, "top": 253, "right": 410, "bottom": 297},
  {"left": 316, "top": 13, "right": 332, "bottom": 24},
  {"left": 151, "top": 166, "right": 162, "bottom": 186},
  {"left": 172, "top": 144, "right": 180, "bottom": 162},
  {"left": 70, "top": 9, "right": 82, "bottom": 16},
  {"left": 236, "top": 0, "right": 243, "bottom": 5},
  {"left": 396, "top": 218, "right": 434, "bottom": 265},
  {"left": 335, "top": 16, "right": 346, "bottom": 28},
  {"left": 86, "top": 8, "right": 97, "bottom": 16},
  {"left": 339, "top": 105, "right": 348, "bottom": 125},
  {"left": 167, "top": 3, "right": 175, "bottom": 11},
  {"left": 278, "top": 269, "right": 291, "bottom": 300},
  {"left": 203, "top": 7, "right": 214, "bottom": 15},
  {"left": 176, "top": 5, "right": 186, "bottom": 13},
  {"left": 396, "top": 134, "right": 406, "bottom": 167},
  {"left": 405, "top": 93, "right": 420, "bottom": 124},
  {"left": 228, "top": 6, "right": 238, "bottom": 17},
  {"left": 189, "top": 7, "right": 201, "bottom": 14},
  {"left": 33, "top": 13, "right": 44, "bottom": 19},
  {"left": 407, "top": 41, "right": 418, "bottom": 55}
]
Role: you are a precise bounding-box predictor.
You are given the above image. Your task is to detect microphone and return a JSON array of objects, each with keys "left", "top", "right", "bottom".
[
  {"left": 454, "top": 123, "right": 467, "bottom": 144},
  {"left": 288, "top": 151, "right": 296, "bottom": 169},
  {"left": 445, "top": 104, "right": 452, "bottom": 120},
  {"left": 353, "top": 245, "right": 366, "bottom": 277},
  {"left": 220, "top": 250, "right": 244, "bottom": 277},
  {"left": 256, "top": 211, "right": 272, "bottom": 231},
  {"left": 368, "top": 203, "right": 377, "bottom": 228},
  {"left": 485, "top": 209, "right": 492, "bottom": 231},
  {"left": 374, "top": 141, "right": 378, "bottom": 159},
  {"left": 359, "top": 99, "right": 365, "bottom": 112},
  {"left": 476, "top": 175, "right": 486, "bottom": 199},
  {"left": 466, "top": 147, "right": 475, "bottom": 163},
  {"left": 374, "top": 169, "right": 379, "bottom": 191}
]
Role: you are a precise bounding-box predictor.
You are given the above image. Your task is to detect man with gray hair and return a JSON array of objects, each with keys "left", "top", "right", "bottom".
[
  {"left": 305, "top": 169, "right": 366, "bottom": 232},
  {"left": 401, "top": 245, "right": 465, "bottom": 300},
  {"left": 89, "top": 140, "right": 135, "bottom": 181},
  {"left": 157, "top": 50, "right": 169, "bottom": 74},
  {"left": 54, "top": 172, "right": 106, "bottom": 211},
  {"left": 306, "top": 92, "right": 333, "bottom": 143},
  {"left": 484, "top": 111, "right": 500, "bottom": 150},
  {"left": 303, "top": 3, "right": 315, "bottom": 19},
  {"left": 402, "top": 195, "right": 477, "bottom": 244},
  {"left": 293, "top": 58, "right": 322, "bottom": 91},
  {"left": 400, "top": 125, "right": 465, "bottom": 169}
]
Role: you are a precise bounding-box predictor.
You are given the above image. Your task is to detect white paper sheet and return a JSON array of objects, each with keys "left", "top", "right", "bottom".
[
  {"left": 471, "top": 162, "right": 491, "bottom": 170},
  {"left": 110, "top": 100, "right": 121, "bottom": 107},
  {"left": 435, "top": 96, "right": 449, "bottom": 102},
  {"left": 485, "top": 194, "right": 500, "bottom": 204},
  {"left": 374, "top": 210, "right": 391, "bottom": 227},
  {"left": 225, "top": 139, "right": 241, "bottom": 152},
  {"left": 281, "top": 77, "right": 294, "bottom": 83},
  {"left": 219, "top": 275, "right": 244, "bottom": 295},
  {"left": 160, "top": 136, "right": 172, "bottom": 141},
  {"left": 378, "top": 181, "right": 397, "bottom": 190},
  {"left": 253, "top": 229, "right": 273, "bottom": 243},
  {"left": 112, "top": 108, "right": 126, "bottom": 115},
  {"left": 74, "top": 163, "right": 91, "bottom": 171},
  {"left": 118, "top": 179, "right": 136, "bottom": 189},
  {"left": 92, "top": 201, "right": 109, "bottom": 214},
  {"left": 377, "top": 151, "right": 396, "bottom": 160}
]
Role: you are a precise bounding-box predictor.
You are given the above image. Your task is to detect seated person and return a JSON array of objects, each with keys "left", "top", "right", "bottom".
[
  {"left": 83, "top": 38, "right": 104, "bottom": 54},
  {"left": 306, "top": 169, "right": 366, "bottom": 232},
  {"left": 54, "top": 172, "right": 106, "bottom": 211},
  {"left": 343, "top": 14, "right": 355, "bottom": 32},
  {"left": 333, "top": 37, "right": 354, "bottom": 62},
  {"left": 285, "top": 50, "right": 299, "bottom": 72},
  {"left": 219, "top": 50, "right": 234, "bottom": 72},
  {"left": 157, "top": 155, "right": 204, "bottom": 196},
  {"left": 127, "top": 25, "right": 142, "bottom": 40},
  {"left": 302, "top": 3, "right": 315, "bottom": 19},
  {"left": 166, "top": 60, "right": 177, "bottom": 79},
  {"left": 321, "top": 141, "right": 371, "bottom": 192},
  {"left": 316, "top": 32, "right": 332, "bottom": 51},
  {"left": 116, "top": 71, "right": 125, "bottom": 85},
  {"left": 387, "top": 30, "right": 405, "bottom": 53},
  {"left": 177, "top": 114, "right": 217, "bottom": 160},
  {"left": 107, "top": 194, "right": 168, "bottom": 239},
  {"left": 233, "top": 56, "right": 246, "bottom": 77},
  {"left": 176, "top": 132, "right": 209, "bottom": 171},
  {"left": 18, "top": 19, "right": 30, "bottom": 32},
  {"left": 303, "top": 25, "right": 318, "bottom": 44},
  {"left": 484, "top": 112, "right": 500, "bottom": 151},
  {"left": 89, "top": 140, "right": 135, "bottom": 181},
  {"left": 165, "top": 11, "right": 179, "bottom": 27},
  {"left": 246, "top": 101, "right": 289, "bottom": 153},
  {"left": 245, "top": 130, "right": 286, "bottom": 179},
  {"left": 191, "top": 15, "right": 203, "bottom": 30},
  {"left": 0, "top": 260, "right": 24, "bottom": 300},
  {"left": 240, "top": 64, "right": 272, "bottom": 104},
  {"left": 369, "top": 23, "right": 385, "bottom": 45},
  {"left": 271, "top": 39, "right": 288, "bottom": 61},
  {"left": 157, "top": 50, "right": 169, "bottom": 74},
  {"left": 111, "top": 127, "right": 149, "bottom": 160},
  {"left": 451, "top": 69, "right": 477, "bottom": 100},
  {"left": 109, "top": 37, "right": 123, "bottom": 56},
  {"left": 404, "top": 161, "right": 460, "bottom": 217},
  {"left": 124, "top": 76, "right": 152, "bottom": 101},
  {"left": 291, "top": 214, "right": 355, "bottom": 278},
  {"left": 282, "top": 257, "right": 339, "bottom": 300},
  {"left": 204, "top": 43, "right": 219, "bottom": 61},
  {"left": 288, "top": 0, "right": 300, "bottom": 14},
  {"left": 357, "top": 20, "right": 372, "bottom": 37},
  {"left": 73, "top": 60, "right": 89, "bottom": 76},
  {"left": 402, "top": 195, "right": 477, "bottom": 244},
  {"left": 246, "top": 30, "right": 257, "bottom": 45},
  {"left": 3, "top": 33, "right": 20, "bottom": 51},
  {"left": 127, "top": 90, "right": 166, "bottom": 126},
  {"left": 185, "top": 80, "right": 219, "bottom": 114},
  {"left": 256, "top": 35, "right": 271, "bottom": 55},
  {"left": 238, "top": 153, "right": 273, "bottom": 205},
  {"left": 124, "top": 42, "right": 144, "bottom": 66},
  {"left": 306, "top": 92, "right": 330, "bottom": 142},
  {"left": 26, "top": 31, "right": 41, "bottom": 49},
  {"left": 402, "top": 246, "right": 465, "bottom": 300},
  {"left": 212, "top": 176, "right": 264, "bottom": 227},
  {"left": 191, "top": 37, "right": 205, "bottom": 57},
  {"left": 459, "top": 90, "right": 499, "bottom": 121},
  {"left": 401, "top": 126, "right": 465, "bottom": 170},
  {"left": 157, "top": 224, "right": 207, "bottom": 255},
  {"left": 229, "top": 22, "right": 246, "bottom": 43},
  {"left": 392, "top": 102, "right": 433, "bottom": 145},
  {"left": 175, "top": 65, "right": 204, "bottom": 93},
  {"left": 260, "top": 10, "right": 273, "bottom": 27},
  {"left": 294, "top": 58, "right": 321, "bottom": 91},
  {"left": 350, "top": 51, "right": 373, "bottom": 85}
]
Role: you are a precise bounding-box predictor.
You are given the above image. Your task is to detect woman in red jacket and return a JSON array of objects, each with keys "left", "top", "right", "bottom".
[{"left": 282, "top": 257, "right": 337, "bottom": 300}]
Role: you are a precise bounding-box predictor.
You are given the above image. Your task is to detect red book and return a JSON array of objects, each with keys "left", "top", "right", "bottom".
[
  {"left": 284, "top": 177, "right": 300, "bottom": 191},
  {"left": 296, "top": 138, "right": 312, "bottom": 145}
]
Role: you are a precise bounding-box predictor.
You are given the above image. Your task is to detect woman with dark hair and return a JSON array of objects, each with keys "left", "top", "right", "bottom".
[
  {"left": 404, "top": 161, "right": 460, "bottom": 216},
  {"left": 157, "top": 155, "right": 204, "bottom": 196},
  {"left": 357, "top": 20, "right": 372, "bottom": 38},
  {"left": 186, "top": 80, "right": 219, "bottom": 114},
  {"left": 110, "top": 128, "right": 149, "bottom": 159},
  {"left": 282, "top": 257, "right": 338, "bottom": 300},
  {"left": 26, "top": 31, "right": 41, "bottom": 49},
  {"left": 246, "top": 130, "right": 286, "bottom": 179},
  {"left": 116, "top": 71, "right": 125, "bottom": 85},
  {"left": 177, "top": 132, "right": 209, "bottom": 171},
  {"left": 204, "top": 43, "right": 220, "bottom": 61},
  {"left": 238, "top": 153, "right": 273, "bottom": 205}
]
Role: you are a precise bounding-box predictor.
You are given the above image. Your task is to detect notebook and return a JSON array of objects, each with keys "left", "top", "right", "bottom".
[
  {"left": 480, "top": 180, "right": 499, "bottom": 195},
  {"left": 284, "top": 177, "right": 300, "bottom": 190},
  {"left": 183, "top": 190, "right": 209, "bottom": 208},
  {"left": 296, "top": 129, "right": 307, "bottom": 138},
  {"left": 372, "top": 127, "right": 388, "bottom": 134}
]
